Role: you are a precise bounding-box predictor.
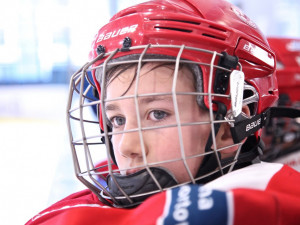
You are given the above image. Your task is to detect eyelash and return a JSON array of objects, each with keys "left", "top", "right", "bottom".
[
  {"left": 109, "top": 116, "right": 125, "bottom": 128},
  {"left": 108, "top": 110, "right": 169, "bottom": 128},
  {"left": 148, "top": 110, "right": 169, "bottom": 121}
]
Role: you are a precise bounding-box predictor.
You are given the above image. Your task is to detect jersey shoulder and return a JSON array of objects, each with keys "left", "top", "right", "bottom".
[
  {"left": 25, "top": 189, "right": 105, "bottom": 225},
  {"left": 205, "top": 162, "right": 284, "bottom": 191}
]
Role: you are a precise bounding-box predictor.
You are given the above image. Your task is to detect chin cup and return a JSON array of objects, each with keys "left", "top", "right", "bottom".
[{"left": 106, "top": 167, "right": 178, "bottom": 207}]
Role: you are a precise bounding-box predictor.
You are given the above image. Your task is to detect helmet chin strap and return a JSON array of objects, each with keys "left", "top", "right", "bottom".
[{"left": 196, "top": 101, "right": 228, "bottom": 183}]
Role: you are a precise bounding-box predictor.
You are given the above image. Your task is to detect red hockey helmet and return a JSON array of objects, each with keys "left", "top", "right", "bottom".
[
  {"left": 67, "top": 0, "right": 278, "bottom": 207},
  {"left": 90, "top": 0, "right": 277, "bottom": 124}
]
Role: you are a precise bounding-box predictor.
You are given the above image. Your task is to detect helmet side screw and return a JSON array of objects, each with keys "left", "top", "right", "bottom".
[
  {"left": 121, "top": 37, "right": 132, "bottom": 52},
  {"left": 96, "top": 45, "right": 106, "bottom": 55}
]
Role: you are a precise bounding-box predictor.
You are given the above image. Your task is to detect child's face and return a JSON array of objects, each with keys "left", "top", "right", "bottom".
[{"left": 105, "top": 63, "right": 211, "bottom": 183}]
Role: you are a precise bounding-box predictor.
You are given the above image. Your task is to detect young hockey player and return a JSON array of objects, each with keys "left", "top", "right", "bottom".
[{"left": 26, "top": 1, "right": 300, "bottom": 224}]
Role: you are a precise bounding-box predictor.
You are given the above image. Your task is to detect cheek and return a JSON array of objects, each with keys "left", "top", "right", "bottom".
[
  {"left": 147, "top": 128, "right": 181, "bottom": 160},
  {"left": 148, "top": 123, "right": 210, "bottom": 159},
  {"left": 148, "top": 125, "right": 210, "bottom": 183},
  {"left": 110, "top": 135, "right": 123, "bottom": 162},
  {"left": 183, "top": 124, "right": 210, "bottom": 155},
  {"left": 182, "top": 125, "right": 210, "bottom": 174}
]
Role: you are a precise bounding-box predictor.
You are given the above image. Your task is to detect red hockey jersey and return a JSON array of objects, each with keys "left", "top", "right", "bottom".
[{"left": 26, "top": 162, "right": 300, "bottom": 225}]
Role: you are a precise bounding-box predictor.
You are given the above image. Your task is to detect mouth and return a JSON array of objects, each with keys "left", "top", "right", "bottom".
[
  {"left": 123, "top": 168, "right": 141, "bottom": 175},
  {"left": 120, "top": 166, "right": 145, "bottom": 176}
]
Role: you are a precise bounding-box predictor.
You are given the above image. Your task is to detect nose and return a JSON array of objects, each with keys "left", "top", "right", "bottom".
[{"left": 115, "top": 126, "right": 147, "bottom": 161}]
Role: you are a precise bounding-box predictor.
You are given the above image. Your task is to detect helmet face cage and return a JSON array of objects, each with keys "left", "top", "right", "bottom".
[
  {"left": 66, "top": 0, "right": 278, "bottom": 208},
  {"left": 67, "top": 44, "right": 259, "bottom": 207}
]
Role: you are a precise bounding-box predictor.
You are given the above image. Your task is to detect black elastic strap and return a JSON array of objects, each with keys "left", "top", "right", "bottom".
[
  {"left": 100, "top": 126, "right": 117, "bottom": 165},
  {"left": 230, "top": 106, "right": 300, "bottom": 144},
  {"left": 203, "top": 102, "right": 227, "bottom": 153},
  {"left": 196, "top": 102, "right": 227, "bottom": 181},
  {"left": 269, "top": 106, "right": 300, "bottom": 118}
]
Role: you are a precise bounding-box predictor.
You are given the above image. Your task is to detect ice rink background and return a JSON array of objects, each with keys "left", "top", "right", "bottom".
[
  {"left": 0, "top": 85, "right": 86, "bottom": 224},
  {"left": 0, "top": 0, "right": 299, "bottom": 224}
]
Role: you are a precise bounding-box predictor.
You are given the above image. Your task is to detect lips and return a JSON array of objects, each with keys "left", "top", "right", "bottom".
[
  {"left": 119, "top": 166, "right": 143, "bottom": 175},
  {"left": 125, "top": 169, "right": 140, "bottom": 175},
  {"left": 121, "top": 163, "right": 146, "bottom": 175}
]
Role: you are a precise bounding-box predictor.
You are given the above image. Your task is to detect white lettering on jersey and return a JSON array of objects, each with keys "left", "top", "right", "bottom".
[
  {"left": 198, "top": 186, "right": 213, "bottom": 210},
  {"left": 173, "top": 185, "right": 191, "bottom": 223}
]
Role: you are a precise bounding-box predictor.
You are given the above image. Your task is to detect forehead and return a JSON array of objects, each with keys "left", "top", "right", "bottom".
[{"left": 106, "top": 62, "right": 195, "bottom": 99}]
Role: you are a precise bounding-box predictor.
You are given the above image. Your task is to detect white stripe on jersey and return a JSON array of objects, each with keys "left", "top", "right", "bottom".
[{"left": 205, "top": 162, "right": 283, "bottom": 191}]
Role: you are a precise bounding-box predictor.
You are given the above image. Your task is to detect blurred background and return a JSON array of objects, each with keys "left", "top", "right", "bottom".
[{"left": 0, "top": 0, "right": 299, "bottom": 224}]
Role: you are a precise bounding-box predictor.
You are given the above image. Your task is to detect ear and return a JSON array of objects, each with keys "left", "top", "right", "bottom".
[{"left": 215, "top": 105, "right": 251, "bottom": 156}]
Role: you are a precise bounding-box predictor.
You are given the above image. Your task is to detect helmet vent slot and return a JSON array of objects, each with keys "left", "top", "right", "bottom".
[
  {"left": 208, "top": 25, "right": 227, "bottom": 33},
  {"left": 202, "top": 33, "right": 226, "bottom": 41},
  {"left": 150, "top": 18, "right": 200, "bottom": 25},
  {"left": 154, "top": 26, "right": 192, "bottom": 33}
]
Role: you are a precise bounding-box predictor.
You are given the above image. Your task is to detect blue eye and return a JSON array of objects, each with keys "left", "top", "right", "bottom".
[
  {"left": 111, "top": 116, "right": 126, "bottom": 127},
  {"left": 149, "top": 110, "right": 168, "bottom": 121}
]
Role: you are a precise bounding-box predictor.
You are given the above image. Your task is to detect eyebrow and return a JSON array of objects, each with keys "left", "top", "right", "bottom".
[
  {"left": 105, "top": 95, "right": 174, "bottom": 112},
  {"left": 105, "top": 103, "right": 120, "bottom": 112}
]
